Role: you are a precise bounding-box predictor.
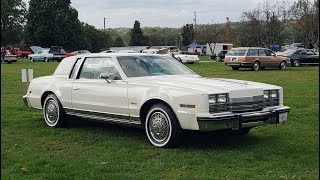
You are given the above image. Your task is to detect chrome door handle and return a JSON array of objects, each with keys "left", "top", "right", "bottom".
[{"left": 72, "top": 88, "right": 80, "bottom": 90}]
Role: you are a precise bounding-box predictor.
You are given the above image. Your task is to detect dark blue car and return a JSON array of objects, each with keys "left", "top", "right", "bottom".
[{"left": 280, "top": 48, "right": 319, "bottom": 67}]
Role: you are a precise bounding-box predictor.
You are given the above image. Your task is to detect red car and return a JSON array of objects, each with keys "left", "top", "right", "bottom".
[
  {"left": 65, "top": 50, "right": 91, "bottom": 57},
  {"left": 10, "top": 48, "right": 32, "bottom": 58}
]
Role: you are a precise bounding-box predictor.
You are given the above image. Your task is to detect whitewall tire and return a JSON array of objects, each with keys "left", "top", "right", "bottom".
[{"left": 145, "top": 103, "right": 181, "bottom": 148}]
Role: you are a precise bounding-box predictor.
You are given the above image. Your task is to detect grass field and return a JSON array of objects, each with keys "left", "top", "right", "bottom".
[{"left": 1, "top": 58, "right": 319, "bottom": 179}]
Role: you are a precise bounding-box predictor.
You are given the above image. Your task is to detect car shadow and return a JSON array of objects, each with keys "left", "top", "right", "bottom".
[{"left": 58, "top": 117, "right": 272, "bottom": 149}]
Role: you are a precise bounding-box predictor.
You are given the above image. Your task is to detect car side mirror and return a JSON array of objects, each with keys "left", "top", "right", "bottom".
[{"left": 100, "top": 73, "right": 112, "bottom": 83}]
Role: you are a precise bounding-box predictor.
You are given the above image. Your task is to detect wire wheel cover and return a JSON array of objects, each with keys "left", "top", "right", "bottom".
[
  {"left": 148, "top": 112, "right": 170, "bottom": 142},
  {"left": 45, "top": 99, "right": 59, "bottom": 124}
]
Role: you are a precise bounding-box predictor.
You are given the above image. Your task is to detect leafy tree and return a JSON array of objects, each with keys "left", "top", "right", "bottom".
[
  {"left": 113, "top": 36, "right": 125, "bottom": 47},
  {"left": 181, "top": 24, "right": 195, "bottom": 46},
  {"left": 25, "top": 0, "right": 83, "bottom": 50},
  {"left": 289, "top": 0, "right": 319, "bottom": 48},
  {"left": 1, "top": 0, "right": 26, "bottom": 46},
  {"left": 82, "top": 23, "right": 111, "bottom": 52},
  {"left": 129, "top": 20, "right": 148, "bottom": 46}
]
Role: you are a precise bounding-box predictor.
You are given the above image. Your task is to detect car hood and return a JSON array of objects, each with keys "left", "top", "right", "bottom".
[
  {"left": 128, "top": 75, "right": 280, "bottom": 98},
  {"left": 30, "top": 46, "right": 42, "bottom": 53}
]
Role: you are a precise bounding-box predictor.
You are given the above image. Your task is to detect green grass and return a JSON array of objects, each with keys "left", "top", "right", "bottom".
[{"left": 1, "top": 59, "right": 319, "bottom": 179}]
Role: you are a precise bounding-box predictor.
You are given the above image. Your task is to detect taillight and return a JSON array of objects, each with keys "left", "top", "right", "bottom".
[{"left": 243, "top": 57, "right": 247, "bottom": 62}]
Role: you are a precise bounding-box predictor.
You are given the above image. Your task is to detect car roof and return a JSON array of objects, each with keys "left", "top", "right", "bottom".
[
  {"left": 231, "top": 47, "right": 270, "bottom": 50},
  {"left": 84, "top": 52, "right": 167, "bottom": 58}
]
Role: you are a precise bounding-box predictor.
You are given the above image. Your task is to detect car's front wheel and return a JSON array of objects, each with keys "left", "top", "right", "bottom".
[
  {"left": 30, "top": 58, "right": 34, "bottom": 62},
  {"left": 43, "top": 94, "right": 66, "bottom": 127},
  {"left": 278, "top": 61, "right": 286, "bottom": 70},
  {"left": 145, "top": 103, "right": 182, "bottom": 148},
  {"left": 44, "top": 57, "right": 49, "bottom": 62}
]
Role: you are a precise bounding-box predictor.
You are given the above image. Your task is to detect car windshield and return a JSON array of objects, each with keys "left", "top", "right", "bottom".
[
  {"left": 117, "top": 56, "right": 196, "bottom": 77},
  {"left": 226, "top": 49, "right": 247, "bottom": 56}
]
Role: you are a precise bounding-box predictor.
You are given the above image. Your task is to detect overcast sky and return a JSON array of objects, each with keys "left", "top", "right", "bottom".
[{"left": 23, "top": 0, "right": 296, "bottom": 29}]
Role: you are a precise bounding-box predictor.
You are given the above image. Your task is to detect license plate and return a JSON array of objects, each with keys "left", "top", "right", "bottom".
[
  {"left": 279, "top": 112, "right": 288, "bottom": 124},
  {"left": 232, "top": 58, "right": 237, "bottom": 62}
]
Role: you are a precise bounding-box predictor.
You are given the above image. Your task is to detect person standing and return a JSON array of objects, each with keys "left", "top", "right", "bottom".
[{"left": 1, "top": 46, "right": 5, "bottom": 64}]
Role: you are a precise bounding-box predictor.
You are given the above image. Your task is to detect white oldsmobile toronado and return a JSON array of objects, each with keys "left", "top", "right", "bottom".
[{"left": 23, "top": 53, "right": 290, "bottom": 147}]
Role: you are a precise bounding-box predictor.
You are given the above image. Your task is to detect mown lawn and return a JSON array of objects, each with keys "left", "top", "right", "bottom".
[{"left": 1, "top": 59, "right": 319, "bottom": 179}]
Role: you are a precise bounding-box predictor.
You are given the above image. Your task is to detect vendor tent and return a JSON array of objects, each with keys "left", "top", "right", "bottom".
[{"left": 187, "top": 41, "right": 202, "bottom": 48}]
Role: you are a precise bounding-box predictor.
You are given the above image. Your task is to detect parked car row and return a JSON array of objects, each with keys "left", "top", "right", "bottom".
[
  {"left": 224, "top": 47, "right": 319, "bottom": 71},
  {"left": 28, "top": 46, "right": 91, "bottom": 62}
]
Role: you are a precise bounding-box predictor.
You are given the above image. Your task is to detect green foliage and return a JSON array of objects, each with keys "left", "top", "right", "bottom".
[
  {"left": 25, "top": 0, "right": 82, "bottom": 50},
  {"left": 181, "top": 24, "right": 195, "bottom": 46},
  {"left": 0, "top": 0, "right": 27, "bottom": 46},
  {"left": 113, "top": 36, "right": 125, "bottom": 47},
  {"left": 81, "top": 23, "right": 112, "bottom": 52},
  {"left": 143, "top": 27, "right": 181, "bottom": 46},
  {"left": 129, "top": 20, "right": 148, "bottom": 46}
]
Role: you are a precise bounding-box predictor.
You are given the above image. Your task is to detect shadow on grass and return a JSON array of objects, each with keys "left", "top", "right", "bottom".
[{"left": 55, "top": 117, "right": 273, "bottom": 149}]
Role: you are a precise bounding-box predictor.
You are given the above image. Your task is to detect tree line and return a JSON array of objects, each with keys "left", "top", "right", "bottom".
[{"left": 1, "top": 0, "right": 319, "bottom": 52}]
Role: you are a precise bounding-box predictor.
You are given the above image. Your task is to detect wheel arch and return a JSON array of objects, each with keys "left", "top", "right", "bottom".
[
  {"left": 41, "top": 91, "right": 59, "bottom": 108},
  {"left": 139, "top": 98, "right": 181, "bottom": 128}
]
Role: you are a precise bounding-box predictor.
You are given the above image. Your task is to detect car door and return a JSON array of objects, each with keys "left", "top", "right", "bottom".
[
  {"left": 71, "top": 56, "right": 129, "bottom": 120},
  {"left": 303, "top": 50, "right": 319, "bottom": 64},
  {"left": 258, "top": 49, "right": 268, "bottom": 66},
  {"left": 266, "top": 50, "right": 279, "bottom": 67}
]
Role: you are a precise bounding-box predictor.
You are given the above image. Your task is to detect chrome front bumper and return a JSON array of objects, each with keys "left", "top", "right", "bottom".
[{"left": 197, "top": 106, "right": 290, "bottom": 131}]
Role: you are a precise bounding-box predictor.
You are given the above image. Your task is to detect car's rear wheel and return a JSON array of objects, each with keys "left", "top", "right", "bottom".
[
  {"left": 43, "top": 94, "right": 66, "bottom": 127},
  {"left": 30, "top": 58, "right": 34, "bottom": 62},
  {"left": 145, "top": 103, "right": 182, "bottom": 148},
  {"left": 232, "top": 67, "right": 240, "bottom": 70},
  {"left": 251, "top": 61, "right": 260, "bottom": 71},
  {"left": 278, "top": 61, "right": 286, "bottom": 70},
  {"left": 44, "top": 57, "right": 49, "bottom": 62},
  {"left": 292, "top": 59, "right": 301, "bottom": 67}
]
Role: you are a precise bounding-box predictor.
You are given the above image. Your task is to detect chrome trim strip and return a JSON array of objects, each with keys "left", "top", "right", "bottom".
[{"left": 65, "top": 108, "right": 141, "bottom": 125}]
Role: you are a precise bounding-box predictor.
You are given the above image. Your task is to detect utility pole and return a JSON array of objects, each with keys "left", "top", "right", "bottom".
[
  {"left": 104, "top": 18, "right": 106, "bottom": 30},
  {"left": 193, "top": 11, "right": 197, "bottom": 42}
]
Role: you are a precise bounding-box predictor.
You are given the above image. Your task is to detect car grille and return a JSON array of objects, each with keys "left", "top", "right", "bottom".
[{"left": 209, "top": 95, "right": 277, "bottom": 113}]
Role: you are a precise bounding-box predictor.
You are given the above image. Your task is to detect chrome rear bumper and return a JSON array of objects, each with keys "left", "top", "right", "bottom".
[
  {"left": 22, "top": 95, "right": 31, "bottom": 107},
  {"left": 197, "top": 106, "right": 290, "bottom": 131}
]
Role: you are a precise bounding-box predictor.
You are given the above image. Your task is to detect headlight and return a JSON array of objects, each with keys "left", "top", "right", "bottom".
[
  {"left": 209, "top": 93, "right": 229, "bottom": 113},
  {"left": 209, "top": 94, "right": 217, "bottom": 104},
  {"left": 209, "top": 93, "right": 229, "bottom": 104},
  {"left": 217, "top": 94, "right": 228, "bottom": 103},
  {"left": 263, "top": 90, "right": 279, "bottom": 107}
]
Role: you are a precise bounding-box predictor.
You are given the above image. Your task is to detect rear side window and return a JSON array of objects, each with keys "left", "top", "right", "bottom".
[
  {"left": 78, "top": 57, "right": 122, "bottom": 80},
  {"left": 258, "top": 50, "right": 266, "bottom": 56},
  {"left": 294, "top": 50, "right": 303, "bottom": 54},
  {"left": 226, "top": 49, "right": 247, "bottom": 56},
  {"left": 69, "top": 58, "right": 82, "bottom": 79},
  {"left": 247, "top": 49, "right": 259, "bottom": 56}
]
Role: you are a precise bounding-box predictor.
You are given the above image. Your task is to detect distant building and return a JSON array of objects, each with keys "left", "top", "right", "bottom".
[{"left": 206, "top": 43, "right": 233, "bottom": 56}]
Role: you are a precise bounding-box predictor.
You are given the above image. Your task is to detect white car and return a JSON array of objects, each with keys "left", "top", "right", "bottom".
[
  {"left": 144, "top": 48, "right": 199, "bottom": 64},
  {"left": 101, "top": 50, "right": 116, "bottom": 53},
  {"left": 28, "top": 46, "right": 54, "bottom": 62},
  {"left": 23, "top": 53, "right": 290, "bottom": 147}
]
